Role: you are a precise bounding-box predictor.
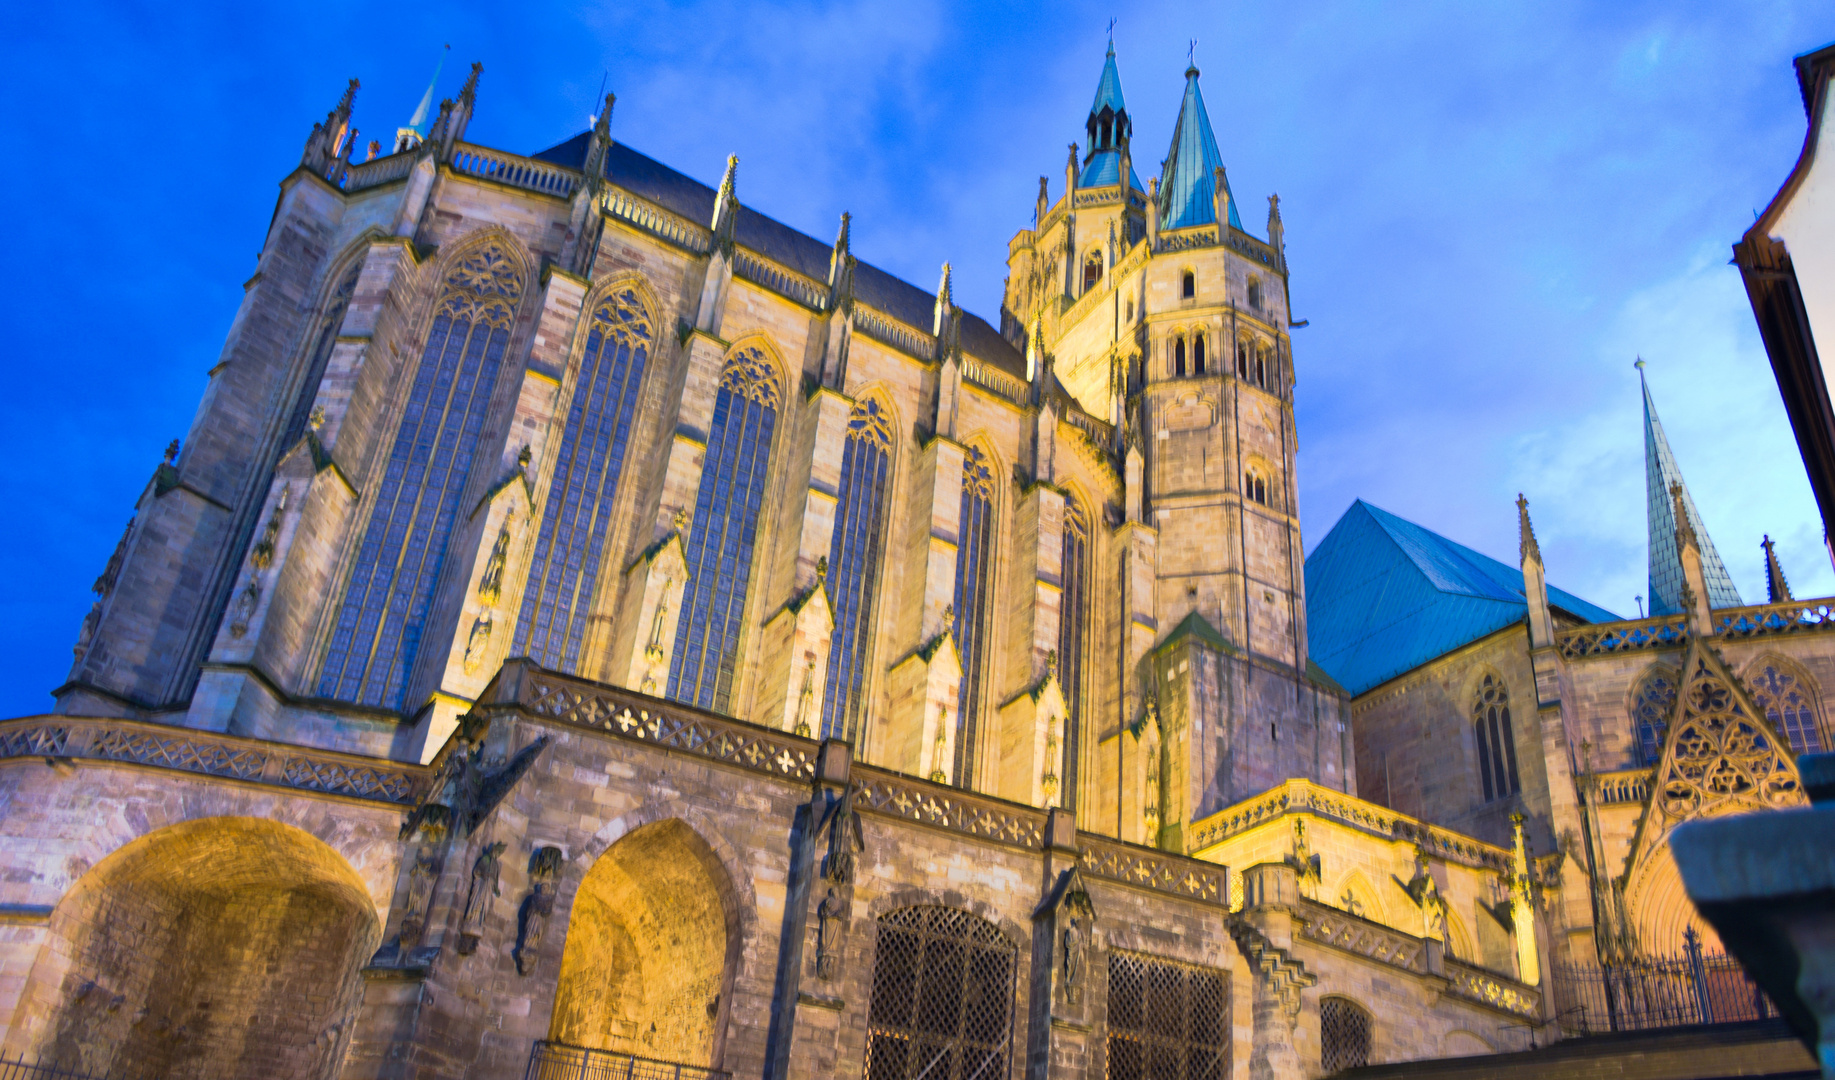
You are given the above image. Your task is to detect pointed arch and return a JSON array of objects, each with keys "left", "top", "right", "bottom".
[
  {"left": 822, "top": 387, "right": 900, "bottom": 742},
  {"left": 514, "top": 275, "right": 658, "bottom": 673},
  {"left": 670, "top": 335, "right": 785, "bottom": 710},
  {"left": 1329, "top": 868, "right": 1387, "bottom": 926},
  {"left": 1058, "top": 483, "right": 1092, "bottom": 813},
  {"left": 953, "top": 434, "right": 1003, "bottom": 788},
  {"left": 1629, "top": 662, "right": 1681, "bottom": 767},
  {"left": 1469, "top": 669, "right": 1520, "bottom": 802},
  {"left": 283, "top": 238, "right": 372, "bottom": 450},
  {"left": 1742, "top": 652, "right": 1828, "bottom": 755},
  {"left": 319, "top": 233, "right": 531, "bottom": 708}
]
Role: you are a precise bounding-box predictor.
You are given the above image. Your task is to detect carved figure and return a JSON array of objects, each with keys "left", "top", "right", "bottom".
[
  {"left": 399, "top": 838, "right": 445, "bottom": 947},
  {"left": 1062, "top": 916, "right": 1087, "bottom": 1004},
  {"left": 819, "top": 788, "right": 866, "bottom": 885},
  {"left": 815, "top": 887, "right": 846, "bottom": 979},
  {"left": 456, "top": 841, "right": 507, "bottom": 954},
  {"left": 514, "top": 846, "right": 564, "bottom": 976}
]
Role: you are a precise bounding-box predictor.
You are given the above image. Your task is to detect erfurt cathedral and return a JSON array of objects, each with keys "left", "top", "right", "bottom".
[{"left": 4, "top": 38, "right": 1832, "bottom": 1080}]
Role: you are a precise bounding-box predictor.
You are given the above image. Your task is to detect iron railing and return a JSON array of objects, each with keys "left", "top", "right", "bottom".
[
  {"left": 1551, "top": 930, "right": 1779, "bottom": 1034},
  {"left": 524, "top": 1042, "right": 730, "bottom": 1080},
  {"left": 0, "top": 1056, "right": 144, "bottom": 1079}
]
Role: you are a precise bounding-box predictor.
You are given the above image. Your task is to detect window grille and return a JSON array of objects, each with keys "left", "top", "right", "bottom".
[
  {"left": 1106, "top": 950, "right": 1229, "bottom": 1080},
  {"left": 1472, "top": 673, "right": 1520, "bottom": 801},
  {"left": 864, "top": 906, "right": 1017, "bottom": 1080},
  {"left": 1059, "top": 499, "right": 1089, "bottom": 808},
  {"left": 1319, "top": 997, "right": 1372, "bottom": 1073},
  {"left": 1632, "top": 667, "right": 1679, "bottom": 766},
  {"left": 1747, "top": 662, "right": 1825, "bottom": 755},
  {"left": 320, "top": 245, "right": 523, "bottom": 708},
  {"left": 822, "top": 396, "right": 895, "bottom": 741},
  {"left": 513, "top": 287, "right": 653, "bottom": 672},
  {"left": 670, "top": 345, "right": 780, "bottom": 711},
  {"left": 952, "top": 447, "right": 996, "bottom": 786}
]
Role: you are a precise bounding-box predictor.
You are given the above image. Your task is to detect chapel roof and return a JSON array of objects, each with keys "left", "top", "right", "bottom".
[
  {"left": 1159, "top": 67, "right": 1244, "bottom": 232},
  {"left": 1304, "top": 500, "right": 1619, "bottom": 696},
  {"left": 533, "top": 134, "right": 1026, "bottom": 378}
]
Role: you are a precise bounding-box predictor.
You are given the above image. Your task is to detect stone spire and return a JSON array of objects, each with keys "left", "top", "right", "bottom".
[
  {"left": 933, "top": 262, "right": 954, "bottom": 337},
  {"left": 398, "top": 44, "right": 449, "bottom": 153},
  {"left": 1517, "top": 493, "right": 1542, "bottom": 565},
  {"left": 439, "top": 61, "right": 483, "bottom": 159},
  {"left": 828, "top": 212, "right": 853, "bottom": 298},
  {"left": 1763, "top": 535, "right": 1794, "bottom": 603},
  {"left": 1640, "top": 361, "right": 1742, "bottom": 616},
  {"left": 1158, "top": 63, "right": 1240, "bottom": 231},
  {"left": 301, "top": 78, "right": 359, "bottom": 176},
  {"left": 1518, "top": 495, "right": 1553, "bottom": 648},
  {"left": 710, "top": 155, "right": 739, "bottom": 254}
]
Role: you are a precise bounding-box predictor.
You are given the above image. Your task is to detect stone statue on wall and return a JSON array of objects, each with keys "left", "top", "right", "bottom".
[
  {"left": 399, "top": 836, "right": 445, "bottom": 948},
  {"left": 1062, "top": 915, "right": 1087, "bottom": 1004},
  {"left": 815, "top": 887, "right": 846, "bottom": 980},
  {"left": 456, "top": 841, "right": 507, "bottom": 954},
  {"left": 514, "top": 845, "right": 564, "bottom": 976},
  {"left": 819, "top": 788, "right": 866, "bottom": 885}
]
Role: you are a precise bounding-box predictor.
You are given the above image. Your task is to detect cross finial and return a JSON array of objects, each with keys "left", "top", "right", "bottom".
[
  {"left": 1107, "top": 17, "right": 1116, "bottom": 42},
  {"left": 1188, "top": 38, "right": 1197, "bottom": 65}
]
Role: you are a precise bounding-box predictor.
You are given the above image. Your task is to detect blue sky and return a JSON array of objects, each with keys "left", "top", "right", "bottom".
[{"left": 3, "top": 1, "right": 1832, "bottom": 717}]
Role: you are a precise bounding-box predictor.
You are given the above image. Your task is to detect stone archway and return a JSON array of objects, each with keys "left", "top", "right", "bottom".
[
  {"left": 550, "top": 818, "right": 734, "bottom": 1064},
  {"left": 16, "top": 816, "right": 380, "bottom": 1079}
]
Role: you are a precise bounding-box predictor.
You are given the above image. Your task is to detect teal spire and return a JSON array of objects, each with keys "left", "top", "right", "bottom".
[
  {"left": 1159, "top": 65, "right": 1243, "bottom": 232},
  {"left": 1640, "top": 361, "right": 1742, "bottom": 615},
  {"left": 407, "top": 44, "right": 450, "bottom": 134},
  {"left": 1078, "top": 38, "right": 1143, "bottom": 191}
]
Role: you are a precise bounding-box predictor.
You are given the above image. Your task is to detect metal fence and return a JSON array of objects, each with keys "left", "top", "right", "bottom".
[
  {"left": 1551, "top": 929, "right": 1779, "bottom": 1034},
  {"left": 0, "top": 1056, "right": 144, "bottom": 1080},
  {"left": 524, "top": 1042, "right": 731, "bottom": 1080}
]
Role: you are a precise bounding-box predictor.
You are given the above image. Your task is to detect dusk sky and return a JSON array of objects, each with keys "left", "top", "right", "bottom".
[{"left": 4, "top": 2, "right": 1833, "bottom": 718}]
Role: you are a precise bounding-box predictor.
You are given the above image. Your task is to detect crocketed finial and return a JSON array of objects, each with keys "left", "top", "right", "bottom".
[{"left": 1516, "top": 493, "right": 1541, "bottom": 565}]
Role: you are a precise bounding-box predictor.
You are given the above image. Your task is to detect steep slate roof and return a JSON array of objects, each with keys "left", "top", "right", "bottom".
[
  {"left": 1159, "top": 67, "right": 1244, "bottom": 232},
  {"left": 1305, "top": 500, "right": 1619, "bottom": 696},
  {"left": 534, "top": 135, "right": 1026, "bottom": 377},
  {"left": 1641, "top": 366, "right": 1742, "bottom": 615}
]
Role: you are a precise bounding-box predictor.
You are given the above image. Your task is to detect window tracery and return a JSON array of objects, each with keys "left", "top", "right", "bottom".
[
  {"left": 1058, "top": 497, "right": 1089, "bottom": 810},
  {"left": 822, "top": 395, "right": 895, "bottom": 742},
  {"left": 1472, "top": 673, "right": 1520, "bottom": 802},
  {"left": 513, "top": 286, "right": 654, "bottom": 673},
  {"left": 319, "top": 244, "right": 524, "bottom": 708},
  {"left": 1632, "top": 666, "right": 1680, "bottom": 767},
  {"left": 669, "top": 343, "right": 781, "bottom": 711},
  {"left": 863, "top": 906, "right": 1016, "bottom": 1080},
  {"left": 1746, "top": 659, "right": 1826, "bottom": 755},
  {"left": 952, "top": 445, "right": 996, "bottom": 787}
]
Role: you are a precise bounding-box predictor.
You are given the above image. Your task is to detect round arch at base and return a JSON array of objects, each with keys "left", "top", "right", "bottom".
[
  {"left": 1627, "top": 839, "right": 1721, "bottom": 955},
  {"left": 549, "top": 818, "right": 739, "bottom": 1067},
  {"left": 8, "top": 816, "right": 380, "bottom": 1080}
]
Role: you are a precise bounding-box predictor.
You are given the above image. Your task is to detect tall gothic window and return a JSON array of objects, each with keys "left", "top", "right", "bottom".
[
  {"left": 1472, "top": 673, "right": 1520, "bottom": 802},
  {"left": 283, "top": 258, "right": 363, "bottom": 449},
  {"left": 821, "top": 396, "right": 895, "bottom": 742},
  {"left": 1247, "top": 278, "right": 1264, "bottom": 311},
  {"left": 669, "top": 344, "right": 781, "bottom": 711},
  {"left": 1173, "top": 337, "right": 1187, "bottom": 377},
  {"left": 1632, "top": 666, "right": 1680, "bottom": 766},
  {"left": 1193, "top": 333, "right": 1206, "bottom": 375},
  {"left": 1059, "top": 498, "right": 1089, "bottom": 810},
  {"left": 1083, "top": 252, "right": 1103, "bottom": 295},
  {"left": 1748, "top": 660, "right": 1826, "bottom": 755},
  {"left": 862, "top": 907, "right": 1017, "bottom": 1080},
  {"left": 953, "top": 446, "right": 996, "bottom": 787},
  {"left": 513, "top": 287, "right": 653, "bottom": 672},
  {"left": 1106, "top": 950, "right": 1229, "bottom": 1080},
  {"left": 319, "top": 245, "right": 523, "bottom": 708}
]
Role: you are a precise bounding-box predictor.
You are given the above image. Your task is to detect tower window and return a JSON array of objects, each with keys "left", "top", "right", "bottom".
[
  {"left": 1181, "top": 271, "right": 1195, "bottom": 299},
  {"left": 1193, "top": 333, "right": 1206, "bottom": 375},
  {"left": 1083, "top": 251, "right": 1102, "bottom": 295},
  {"left": 1472, "top": 673, "right": 1521, "bottom": 802},
  {"left": 1236, "top": 338, "right": 1248, "bottom": 379},
  {"left": 1173, "top": 337, "right": 1186, "bottom": 377},
  {"left": 1125, "top": 297, "right": 1134, "bottom": 323},
  {"left": 1244, "top": 469, "right": 1267, "bottom": 506},
  {"left": 1256, "top": 344, "right": 1269, "bottom": 389},
  {"left": 1139, "top": 355, "right": 1149, "bottom": 388},
  {"left": 1247, "top": 278, "right": 1263, "bottom": 310}
]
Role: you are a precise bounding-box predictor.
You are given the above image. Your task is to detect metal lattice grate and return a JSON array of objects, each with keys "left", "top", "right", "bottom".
[
  {"left": 1105, "top": 950, "right": 1229, "bottom": 1080},
  {"left": 863, "top": 906, "right": 1017, "bottom": 1080},
  {"left": 1320, "top": 997, "right": 1372, "bottom": 1073}
]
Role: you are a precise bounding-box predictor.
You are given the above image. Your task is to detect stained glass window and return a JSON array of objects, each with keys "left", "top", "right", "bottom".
[
  {"left": 512, "top": 287, "right": 654, "bottom": 672},
  {"left": 283, "top": 258, "right": 363, "bottom": 449},
  {"left": 1632, "top": 667, "right": 1679, "bottom": 766},
  {"left": 1472, "top": 673, "right": 1520, "bottom": 802},
  {"left": 669, "top": 344, "right": 781, "bottom": 711},
  {"left": 1747, "top": 661, "right": 1825, "bottom": 755},
  {"left": 319, "top": 245, "right": 523, "bottom": 708},
  {"left": 1058, "top": 498, "right": 1089, "bottom": 811},
  {"left": 952, "top": 446, "right": 996, "bottom": 787},
  {"left": 821, "top": 395, "right": 895, "bottom": 742}
]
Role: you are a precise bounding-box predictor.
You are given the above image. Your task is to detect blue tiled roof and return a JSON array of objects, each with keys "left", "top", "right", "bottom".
[
  {"left": 1090, "top": 43, "right": 1126, "bottom": 117},
  {"left": 1159, "top": 68, "right": 1244, "bottom": 232},
  {"left": 1305, "top": 500, "right": 1619, "bottom": 696},
  {"left": 1641, "top": 367, "right": 1742, "bottom": 614},
  {"left": 1078, "top": 149, "right": 1144, "bottom": 191}
]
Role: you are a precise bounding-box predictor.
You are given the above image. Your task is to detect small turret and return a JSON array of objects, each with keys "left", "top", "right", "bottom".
[
  {"left": 1036, "top": 177, "right": 1050, "bottom": 224},
  {"left": 1066, "top": 143, "right": 1079, "bottom": 201},
  {"left": 440, "top": 61, "right": 482, "bottom": 157},
  {"left": 1267, "top": 194, "right": 1287, "bottom": 270},
  {"left": 934, "top": 262, "right": 954, "bottom": 338},
  {"left": 1763, "top": 535, "right": 1794, "bottom": 603},
  {"left": 1518, "top": 494, "right": 1553, "bottom": 648},
  {"left": 710, "top": 154, "right": 740, "bottom": 254},
  {"left": 301, "top": 78, "right": 359, "bottom": 177}
]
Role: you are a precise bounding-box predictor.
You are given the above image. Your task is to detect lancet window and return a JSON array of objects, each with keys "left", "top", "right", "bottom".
[
  {"left": 1193, "top": 333, "right": 1206, "bottom": 375},
  {"left": 1632, "top": 666, "right": 1679, "bottom": 767},
  {"left": 1247, "top": 277, "right": 1264, "bottom": 311},
  {"left": 282, "top": 258, "right": 363, "bottom": 449},
  {"left": 669, "top": 344, "right": 781, "bottom": 711},
  {"left": 1235, "top": 337, "right": 1250, "bottom": 380},
  {"left": 513, "top": 287, "right": 653, "bottom": 672},
  {"left": 1083, "top": 251, "right": 1103, "bottom": 295},
  {"left": 1244, "top": 468, "right": 1268, "bottom": 507},
  {"left": 1472, "top": 673, "right": 1520, "bottom": 802},
  {"left": 1059, "top": 497, "right": 1090, "bottom": 809},
  {"left": 1181, "top": 271, "right": 1196, "bottom": 299},
  {"left": 953, "top": 446, "right": 996, "bottom": 787},
  {"left": 1106, "top": 950, "right": 1229, "bottom": 1080},
  {"left": 319, "top": 245, "right": 523, "bottom": 708},
  {"left": 862, "top": 907, "right": 1017, "bottom": 1080},
  {"left": 1173, "top": 336, "right": 1187, "bottom": 377},
  {"left": 1747, "top": 660, "right": 1826, "bottom": 755},
  {"left": 821, "top": 395, "right": 895, "bottom": 742}
]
